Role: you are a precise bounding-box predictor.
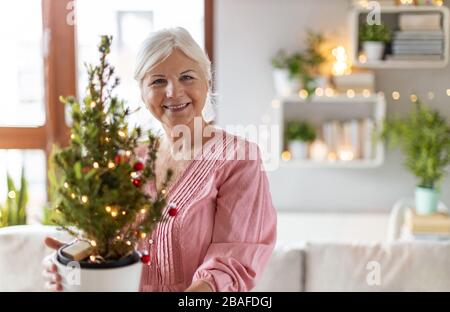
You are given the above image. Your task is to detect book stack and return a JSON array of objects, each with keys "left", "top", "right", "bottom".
[
  {"left": 388, "top": 13, "right": 444, "bottom": 61},
  {"left": 322, "top": 118, "right": 375, "bottom": 160},
  {"left": 404, "top": 208, "right": 450, "bottom": 240}
]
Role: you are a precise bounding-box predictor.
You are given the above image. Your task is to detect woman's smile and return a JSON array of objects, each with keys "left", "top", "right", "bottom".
[{"left": 162, "top": 101, "right": 192, "bottom": 112}]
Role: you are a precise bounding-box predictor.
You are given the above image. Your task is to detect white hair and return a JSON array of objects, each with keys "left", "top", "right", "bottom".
[{"left": 134, "top": 27, "right": 216, "bottom": 122}]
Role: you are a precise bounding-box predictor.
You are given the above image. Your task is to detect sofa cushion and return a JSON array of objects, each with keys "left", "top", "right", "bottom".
[
  {"left": 0, "top": 225, "right": 71, "bottom": 292},
  {"left": 305, "top": 241, "right": 450, "bottom": 292},
  {"left": 252, "top": 242, "right": 305, "bottom": 292}
]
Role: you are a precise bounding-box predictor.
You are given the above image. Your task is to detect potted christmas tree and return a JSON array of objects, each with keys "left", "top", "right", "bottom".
[
  {"left": 50, "top": 36, "right": 171, "bottom": 291},
  {"left": 381, "top": 101, "right": 450, "bottom": 215}
]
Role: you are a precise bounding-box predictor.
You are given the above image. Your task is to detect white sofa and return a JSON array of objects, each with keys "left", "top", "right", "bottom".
[{"left": 1, "top": 225, "right": 450, "bottom": 291}]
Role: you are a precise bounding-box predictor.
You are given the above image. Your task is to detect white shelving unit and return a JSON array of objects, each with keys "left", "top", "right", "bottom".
[
  {"left": 349, "top": 5, "right": 449, "bottom": 69},
  {"left": 274, "top": 93, "right": 386, "bottom": 169}
]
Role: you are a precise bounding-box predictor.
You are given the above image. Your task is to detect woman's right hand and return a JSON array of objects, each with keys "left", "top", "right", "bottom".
[{"left": 42, "top": 237, "right": 64, "bottom": 291}]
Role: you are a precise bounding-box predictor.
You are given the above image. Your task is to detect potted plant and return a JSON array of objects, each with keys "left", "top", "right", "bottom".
[
  {"left": 50, "top": 36, "right": 171, "bottom": 291},
  {"left": 285, "top": 121, "right": 317, "bottom": 159},
  {"left": 381, "top": 101, "right": 450, "bottom": 215},
  {"left": 271, "top": 31, "right": 327, "bottom": 97},
  {"left": 359, "top": 22, "right": 391, "bottom": 61}
]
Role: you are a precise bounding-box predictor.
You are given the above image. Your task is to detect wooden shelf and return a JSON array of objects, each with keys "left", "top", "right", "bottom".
[{"left": 349, "top": 5, "right": 449, "bottom": 69}]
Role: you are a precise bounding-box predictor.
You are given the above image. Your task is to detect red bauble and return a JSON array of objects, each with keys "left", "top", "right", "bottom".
[
  {"left": 133, "top": 161, "right": 145, "bottom": 171},
  {"left": 141, "top": 253, "right": 150, "bottom": 264},
  {"left": 82, "top": 166, "right": 90, "bottom": 174},
  {"left": 168, "top": 208, "right": 178, "bottom": 217},
  {"left": 114, "top": 155, "right": 122, "bottom": 165},
  {"left": 132, "top": 178, "right": 142, "bottom": 187}
]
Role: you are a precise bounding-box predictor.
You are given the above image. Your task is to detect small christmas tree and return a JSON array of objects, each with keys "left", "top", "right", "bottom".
[{"left": 53, "top": 36, "right": 172, "bottom": 262}]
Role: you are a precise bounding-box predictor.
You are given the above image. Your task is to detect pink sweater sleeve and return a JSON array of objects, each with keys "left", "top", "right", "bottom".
[{"left": 192, "top": 146, "right": 277, "bottom": 292}]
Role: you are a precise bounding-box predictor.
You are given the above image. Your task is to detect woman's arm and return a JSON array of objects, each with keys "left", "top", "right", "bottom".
[{"left": 185, "top": 280, "right": 213, "bottom": 292}]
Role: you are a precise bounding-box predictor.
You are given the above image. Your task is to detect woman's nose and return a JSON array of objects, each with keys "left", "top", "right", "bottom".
[{"left": 165, "top": 80, "right": 184, "bottom": 98}]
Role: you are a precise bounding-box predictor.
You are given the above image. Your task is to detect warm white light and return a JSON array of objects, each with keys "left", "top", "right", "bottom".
[
  {"left": 446, "top": 89, "right": 450, "bottom": 96},
  {"left": 392, "top": 91, "right": 400, "bottom": 100},
  {"left": 325, "top": 88, "right": 335, "bottom": 97},
  {"left": 281, "top": 151, "right": 292, "bottom": 162},
  {"left": 64, "top": 182, "right": 69, "bottom": 189},
  {"left": 70, "top": 134, "right": 75, "bottom": 140},
  {"left": 347, "top": 89, "right": 356, "bottom": 98},
  {"left": 90, "top": 101, "right": 96, "bottom": 108},
  {"left": 108, "top": 161, "right": 115, "bottom": 169},
  {"left": 93, "top": 162, "right": 99, "bottom": 169},
  {"left": 111, "top": 210, "right": 118, "bottom": 218},
  {"left": 130, "top": 172, "right": 138, "bottom": 179},
  {"left": 125, "top": 150, "right": 132, "bottom": 157},
  {"left": 358, "top": 53, "right": 367, "bottom": 64},
  {"left": 90, "top": 240, "right": 97, "bottom": 247},
  {"left": 7, "top": 191, "right": 16, "bottom": 199},
  {"left": 126, "top": 241, "right": 132, "bottom": 246},
  {"left": 362, "top": 89, "right": 371, "bottom": 98},
  {"left": 105, "top": 206, "right": 112, "bottom": 213},
  {"left": 81, "top": 195, "right": 88, "bottom": 203},
  {"left": 315, "top": 88, "right": 324, "bottom": 96},
  {"left": 122, "top": 211, "right": 126, "bottom": 215},
  {"left": 410, "top": 94, "right": 418, "bottom": 103},
  {"left": 118, "top": 130, "right": 126, "bottom": 138},
  {"left": 140, "top": 208, "right": 146, "bottom": 214},
  {"left": 338, "top": 148, "right": 354, "bottom": 161},
  {"left": 89, "top": 255, "right": 96, "bottom": 262},
  {"left": 298, "top": 89, "right": 309, "bottom": 100},
  {"left": 140, "top": 232, "right": 147, "bottom": 239},
  {"left": 71, "top": 193, "right": 76, "bottom": 199},
  {"left": 332, "top": 46, "right": 351, "bottom": 76}
]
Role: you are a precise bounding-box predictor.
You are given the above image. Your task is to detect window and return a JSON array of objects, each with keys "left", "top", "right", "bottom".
[
  {"left": 76, "top": 0, "right": 206, "bottom": 133},
  {"left": 0, "top": 0, "right": 213, "bottom": 221}
]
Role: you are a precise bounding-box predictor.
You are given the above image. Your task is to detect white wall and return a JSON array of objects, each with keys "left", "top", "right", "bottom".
[{"left": 214, "top": 0, "right": 450, "bottom": 213}]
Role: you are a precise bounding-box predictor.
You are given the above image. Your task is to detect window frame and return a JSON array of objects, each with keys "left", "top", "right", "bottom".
[{"left": 0, "top": 0, "right": 214, "bottom": 192}]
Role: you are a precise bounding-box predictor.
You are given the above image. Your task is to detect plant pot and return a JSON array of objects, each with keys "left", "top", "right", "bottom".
[
  {"left": 288, "top": 140, "right": 309, "bottom": 159},
  {"left": 273, "top": 68, "right": 301, "bottom": 96},
  {"left": 55, "top": 245, "right": 143, "bottom": 291},
  {"left": 415, "top": 186, "right": 440, "bottom": 215},
  {"left": 362, "top": 41, "right": 385, "bottom": 61}
]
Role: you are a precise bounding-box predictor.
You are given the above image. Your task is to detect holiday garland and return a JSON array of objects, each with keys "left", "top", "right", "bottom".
[{"left": 52, "top": 36, "right": 172, "bottom": 262}]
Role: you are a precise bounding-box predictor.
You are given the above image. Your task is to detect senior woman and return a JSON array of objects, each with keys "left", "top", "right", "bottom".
[{"left": 43, "top": 27, "right": 276, "bottom": 292}]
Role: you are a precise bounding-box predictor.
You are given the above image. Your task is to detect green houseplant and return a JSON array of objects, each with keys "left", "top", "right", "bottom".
[
  {"left": 0, "top": 168, "right": 28, "bottom": 228},
  {"left": 359, "top": 22, "right": 391, "bottom": 61},
  {"left": 271, "top": 31, "right": 327, "bottom": 96},
  {"left": 381, "top": 101, "right": 450, "bottom": 214},
  {"left": 285, "top": 121, "right": 317, "bottom": 160}
]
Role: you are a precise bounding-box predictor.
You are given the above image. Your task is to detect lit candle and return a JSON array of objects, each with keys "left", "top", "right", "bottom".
[{"left": 310, "top": 140, "right": 329, "bottom": 161}]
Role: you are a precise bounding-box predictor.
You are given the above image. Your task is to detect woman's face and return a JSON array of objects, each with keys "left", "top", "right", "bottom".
[{"left": 141, "top": 48, "right": 208, "bottom": 130}]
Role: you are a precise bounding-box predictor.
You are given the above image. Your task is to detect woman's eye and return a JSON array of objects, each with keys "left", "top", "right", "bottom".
[
  {"left": 151, "top": 79, "right": 166, "bottom": 85},
  {"left": 181, "top": 75, "right": 194, "bottom": 81}
]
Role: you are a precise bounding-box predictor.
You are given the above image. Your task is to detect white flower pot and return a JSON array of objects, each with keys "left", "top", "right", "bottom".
[
  {"left": 362, "top": 41, "right": 385, "bottom": 61},
  {"left": 289, "top": 140, "right": 309, "bottom": 159},
  {"left": 273, "top": 68, "right": 301, "bottom": 96},
  {"left": 55, "top": 247, "right": 143, "bottom": 292}
]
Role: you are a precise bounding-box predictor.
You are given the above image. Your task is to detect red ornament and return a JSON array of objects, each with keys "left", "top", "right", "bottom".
[
  {"left": 168, "top": 208, "right": 178, "bottom": 217},
  {"left": 133, "top": 161, "right": 145, "bottom": 171},
  {"left": 132, "top": 178, "right": 142, "bottom": 187},
  {"left": 82, "top": 166, "right": 90, "bottom": 174},
  {"left": 114, "top": 155, "right": 122, "bottom": 165},
  {"left": 141, "top": 252, "right": 150, "bottom": 264}
]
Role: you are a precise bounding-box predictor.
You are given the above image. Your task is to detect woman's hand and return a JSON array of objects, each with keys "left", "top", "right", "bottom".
[
  {"left": 42, "top": 237, "right": 64, "bottom": 291},
  {"left": 185, "top": 280, "right": 213, "bottom": 292}
]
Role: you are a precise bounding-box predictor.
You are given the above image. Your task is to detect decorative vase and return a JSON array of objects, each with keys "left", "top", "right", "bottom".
[
  {"left": 415, "top": 186, "right": 440, "bottom": 215},
  {"left": 362, "top": 41, "right": 385, "bottom": 61},
  {"left": 288, "top": 140, "right": 309, "bottom": 159},
  {"left": 273, "top": 68, "right": 301, "bottom": 96},
  {"left": 55, "top": 246, "right": 143, "bottom": 292}
]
